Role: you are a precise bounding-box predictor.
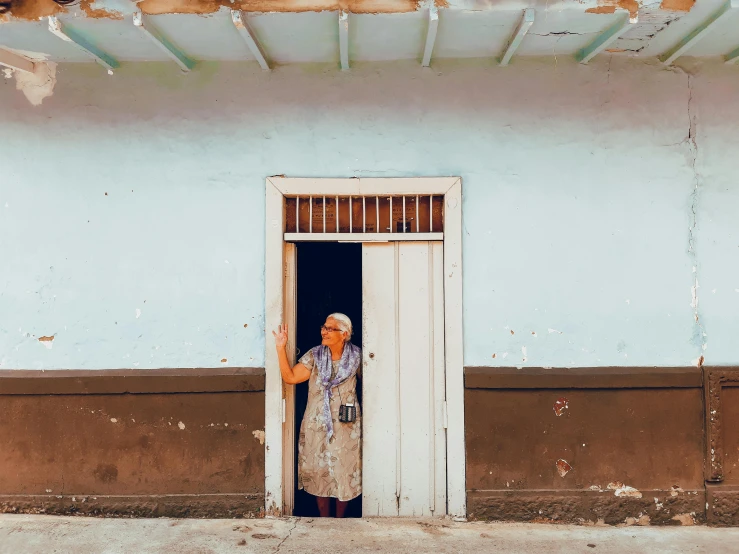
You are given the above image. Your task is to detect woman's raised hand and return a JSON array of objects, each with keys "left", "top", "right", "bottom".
[{"left": 272, "top": 323, "right": 288, "bottom": 349}]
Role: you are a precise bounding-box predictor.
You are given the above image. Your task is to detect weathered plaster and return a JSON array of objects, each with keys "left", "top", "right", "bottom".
[
  {"left": 660, "top": 0, "right": 695, "bottom": 11},
  {"left": 2, "top": 0, "right": 737, "bottom": 64},
  {"left": 136, "top": 0, "right": 423, "bottom": 16},
  {"left": 80, "top": 0, "right": 125, "bottom": 19},
  {"left": 0, "top": 58, "right": 737, "bottom": 369},
  {"left": 686, "top": 62, "right": 739, "bottom": 364},
  {"left": 12, "top": 59, "right": 56, "bottom": 105},
  {"left": 588, "top": 0, "right": 639, "bottom": 17},
  {"left": 6, "top": 0, "right": 61, "bottom": 20}
]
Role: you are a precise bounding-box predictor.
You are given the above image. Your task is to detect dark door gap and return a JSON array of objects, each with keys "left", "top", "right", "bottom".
[{"left": 294, "top": 241, "right": 363, "bottom": 518}]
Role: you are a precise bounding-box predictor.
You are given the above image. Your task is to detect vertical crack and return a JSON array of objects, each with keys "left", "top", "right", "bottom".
[{"left": 683, "top": 71, "right": 706, "bottom": 364}]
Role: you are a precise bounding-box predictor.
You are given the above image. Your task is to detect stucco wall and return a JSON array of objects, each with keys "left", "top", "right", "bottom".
[{"left": 1, "top": 58, "right": 737, "bottom": 370}]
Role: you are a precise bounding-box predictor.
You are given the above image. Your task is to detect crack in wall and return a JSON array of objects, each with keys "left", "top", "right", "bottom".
[
  {"left": 681, "top": 69, "right": 707, "bottom": 361},
  {"left": 532, "top": 32, "right": 586, "bottom": 37}
]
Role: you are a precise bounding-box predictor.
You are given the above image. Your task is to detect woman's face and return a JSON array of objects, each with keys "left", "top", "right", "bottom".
[{"left": 321, "top": 317, "right": 348, "bottom": 348}]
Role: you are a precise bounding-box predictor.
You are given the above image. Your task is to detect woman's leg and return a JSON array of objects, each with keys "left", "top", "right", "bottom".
[
  {"left": 316, "top": 496, "right": 331, "bottom": 517},
  {"left": 335, "top": 499, "right": 350, "bottom": 518}
]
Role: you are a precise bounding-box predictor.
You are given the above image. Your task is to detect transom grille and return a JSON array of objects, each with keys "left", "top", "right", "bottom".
[{"left": 285, "top": 195, "right": 444, "bottom": 236}]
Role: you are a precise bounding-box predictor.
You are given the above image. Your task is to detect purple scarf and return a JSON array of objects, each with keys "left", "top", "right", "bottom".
[{"left": 313, "top": 342, "right": 361, "bottom": 442}]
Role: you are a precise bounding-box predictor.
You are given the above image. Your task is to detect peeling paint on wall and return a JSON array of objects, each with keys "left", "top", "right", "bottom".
[
  {"left": 671, "top": 512, "right": 696, "bottom": 525},
  {"left": 587, "top": 0, "right": 638, "bottom": 17},
  {"left": 660, "top": 0, "right": 695, "bottom": 11},
  {"left": 252, "top": 429, "right": 265, "bottom": 444},
  {"left": 553, "top": 397, "right": 569, "bottom": 416},
  {"left": 7, "top": 0, "right": 61, "bottom": 20},
  {"left": 136, "top": 0, "right": 423, "bottom": 16},
  {"left": 14, "top": 61, "right": 56, "bottom": 107},
  {"left": 624, "top": 514, "right": 650, "bottom": 525},
  {"left": 80, "top": 0, "right": 124, "bottom": 19},
  {"left": 555, "top": 459, "right": 572, "bottom": 477},
  {"left": 608, "top": 481, "right": 643, "bottom": 498},
  {"left": 586, "top": 5, "right": 616, "bottom": 14},
  {"left": 670, "top": 484, "right": 684, "bottom": 496},
  {"left": 38, "top": 335, "right": 55, "bottom": 349}
]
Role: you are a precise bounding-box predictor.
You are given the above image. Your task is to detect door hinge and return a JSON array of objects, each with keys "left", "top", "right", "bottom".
[
  {"left": 442, "top": 401, "right": 448, "bottom": 429},
  {"left": 282, "top": 398, "right": 286, "bottom": 423}
]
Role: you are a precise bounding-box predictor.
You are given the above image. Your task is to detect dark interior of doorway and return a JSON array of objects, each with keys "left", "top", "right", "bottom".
[{"left": 294, "top": 241, "right": 363, "bottom": 518}]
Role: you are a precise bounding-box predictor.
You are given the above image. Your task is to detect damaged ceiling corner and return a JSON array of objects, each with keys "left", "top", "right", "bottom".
[
  {"left": 659, "top": 0, "right": 695, "bottom": 12},
  {"left": 80, "top": 0, "right": 125, "bottom": 19},
  {"left": 4, "top": 0, "right": 62, "bottom": 20},
  {"left": 584, "top": 0, "right": 640, "bottom": 18}
]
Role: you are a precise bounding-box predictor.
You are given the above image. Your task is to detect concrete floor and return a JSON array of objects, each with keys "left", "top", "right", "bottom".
[{"left": 1, "top": 515, "right": 738, "bottom": 554}]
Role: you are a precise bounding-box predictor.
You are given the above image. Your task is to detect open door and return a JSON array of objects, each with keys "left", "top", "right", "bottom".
[
  {"left": 282, "top": 242, "right": 297, "bottom": 516},
  {"left": 362, "top": 241, "right": 447, "bottom": 516}
]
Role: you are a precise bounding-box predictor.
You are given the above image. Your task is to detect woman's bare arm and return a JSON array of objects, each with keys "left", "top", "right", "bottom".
[{"left": 273, "top": 323, "right": 311, "bottom": 385}]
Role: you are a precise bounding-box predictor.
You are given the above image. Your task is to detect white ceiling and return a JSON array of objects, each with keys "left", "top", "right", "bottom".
[{"left": 0, "top": 0, "right": 737, "bottom": 68}]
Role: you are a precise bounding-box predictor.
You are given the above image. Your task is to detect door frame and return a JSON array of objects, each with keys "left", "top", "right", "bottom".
[{"left": 264, "top": 177, "right": 465, "bottom": 517}]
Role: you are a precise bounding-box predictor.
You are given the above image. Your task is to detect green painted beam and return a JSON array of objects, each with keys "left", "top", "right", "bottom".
[
  {"left": 725, "top": 45, "right": 739, "bottom": 64},
  {"left": 133, "top": 11, "right": 195, "bottom": 72},
  {"left": 660, "top": 0, "right": 739, "bottom": 65},
  {"left": 48, "top": 16, "right": 119, "bottom": 71},
  {"left": 576, "top": 14, "right": 636, "bottom": 64},
  {"left": 500, "top": 8, "right": 535, "bottom": 67}
]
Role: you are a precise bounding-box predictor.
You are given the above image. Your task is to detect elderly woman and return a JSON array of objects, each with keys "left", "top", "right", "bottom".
[{"left": 273, "top": 313, "right": 362, "bottom": 518}]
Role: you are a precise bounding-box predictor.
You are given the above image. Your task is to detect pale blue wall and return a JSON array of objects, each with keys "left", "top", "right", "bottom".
[{"left": 1, "top": 58, "right": 737, "bottom": 369}]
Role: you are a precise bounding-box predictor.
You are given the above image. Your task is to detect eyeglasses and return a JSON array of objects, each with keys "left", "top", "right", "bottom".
[{"left": 320, "top": 325, "right": 343, "bottom": 334}]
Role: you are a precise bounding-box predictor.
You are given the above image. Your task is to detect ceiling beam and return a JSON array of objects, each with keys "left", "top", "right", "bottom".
[
  {"left": 339, "top": 10, "right": 349, "bottom": 71},
  {"left": 499, "top": 8, "right": 535, "bottom": 67},
  {"left": 0, "top": 48, "right": 35, "bottom": 74},
  {"left": 133, "top": 11, "right": 195, "bottom": 72},
  {"left": 421, "top": 5, "right": 439, "bottom": 67},
  {"left": 660, "top": 0, "right": 739, "bottom": 66},
  {"left": 231, "top": 10, "right": 270, "bottom": 71},
  {"left": 576, "top": 13, "right": 637, "bottom": 64},
  {"left": 48, "top": 16, "right": 119, "bottom": 72},
  {"left": 725, "top": 45, "right": 739, "bottom": 64}
]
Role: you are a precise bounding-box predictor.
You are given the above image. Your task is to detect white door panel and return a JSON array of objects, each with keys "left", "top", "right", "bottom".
[
  {"left": 361, "top": 243, "right": 400, "bottom": 516},
  {"left": 362, "top": 241, "right": 446, "bottom": 517}
]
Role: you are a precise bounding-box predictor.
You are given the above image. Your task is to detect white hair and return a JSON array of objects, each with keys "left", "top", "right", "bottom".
[{"left": 327, "top": 313, "right": 353, "bottom": 341}]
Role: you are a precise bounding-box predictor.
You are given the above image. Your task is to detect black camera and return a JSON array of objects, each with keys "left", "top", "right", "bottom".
[{"left": 339, "top": 403, "right": 356, "bottom": 423}]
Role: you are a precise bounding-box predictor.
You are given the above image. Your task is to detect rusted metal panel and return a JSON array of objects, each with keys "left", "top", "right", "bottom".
[
  {"left": 0, "top": 388, "right": 265, "bottom": 516},
  {"left": 465, "top": 366, "right": 702, "bottom": 389},
  {"left": 0, "top": 367, "right": 265, "bottom": 395}
]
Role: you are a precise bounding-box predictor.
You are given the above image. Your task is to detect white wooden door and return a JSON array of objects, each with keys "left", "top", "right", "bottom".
[{"left": 362, "top": 241, "right": 446, "bottom": 516}]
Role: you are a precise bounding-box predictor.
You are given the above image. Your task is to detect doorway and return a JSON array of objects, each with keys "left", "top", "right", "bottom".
[
  {"left": 264, "top": 177, "right": 465, "bottom": 518},
  {"left": 293, "top": 241, "right": 363, "bottom": 517}
]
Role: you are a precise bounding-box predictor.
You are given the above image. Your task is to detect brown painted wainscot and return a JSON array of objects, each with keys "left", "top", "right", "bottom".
[
  {"left": 0, "top": 368, "right": 265, "bottom": 517},
  {"left": 465, "top": 366, "right": 717, "bottom": 525}
]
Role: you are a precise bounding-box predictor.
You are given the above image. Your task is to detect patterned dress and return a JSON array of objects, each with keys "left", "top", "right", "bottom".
[{"left": 297, "top": 348, "right": 362, "bottom": 501}]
